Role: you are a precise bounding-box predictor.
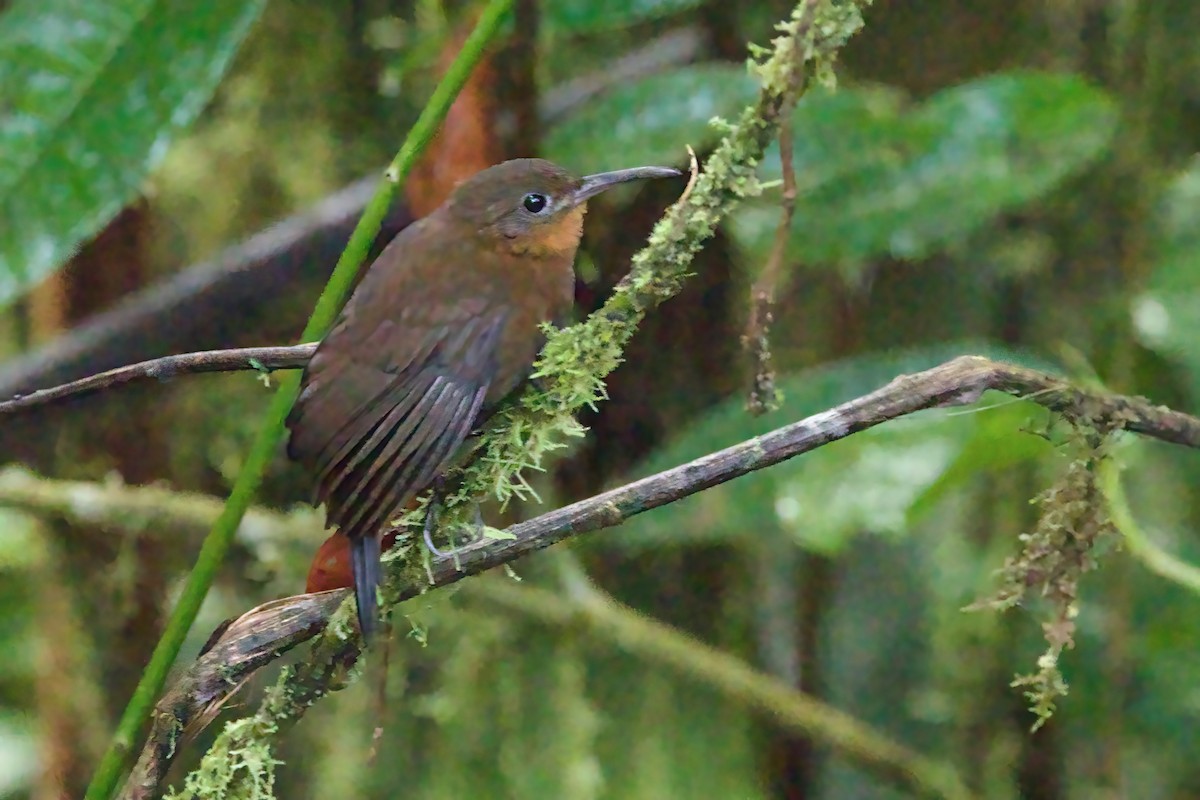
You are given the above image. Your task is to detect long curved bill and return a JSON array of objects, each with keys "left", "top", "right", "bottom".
[{"left": 570, "top": 166, "right": 682, "bottom": 206}]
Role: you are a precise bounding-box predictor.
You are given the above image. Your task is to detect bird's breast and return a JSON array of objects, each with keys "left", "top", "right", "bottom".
[{"left": 483, "top": 250, "right": 575, "bottom": 404}]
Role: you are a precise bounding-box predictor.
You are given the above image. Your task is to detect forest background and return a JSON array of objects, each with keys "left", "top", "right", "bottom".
[{"left": 2, "top": 0, "right": 1200, "bottom": 798}]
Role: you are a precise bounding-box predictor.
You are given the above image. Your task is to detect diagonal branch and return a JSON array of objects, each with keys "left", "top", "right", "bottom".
[{"left": 117, "top": 354, "right": 1200, "bottom": 798}]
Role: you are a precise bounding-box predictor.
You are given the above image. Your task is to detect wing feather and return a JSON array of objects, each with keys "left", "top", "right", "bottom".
[
  {"left": 371, "top": 386, "right": 488, "bottom": 529},
  {"left": 334, "top": 377, "right": 456, "bottom": 532},
  {"left": 341, "top": 383, "right": 485, "bottom": 540},
  {"left": 287, "top": 306, "right": 507, "bottom": 545},
  {"left": 317, "top": 375, "right": 446, "bottom": 505}
]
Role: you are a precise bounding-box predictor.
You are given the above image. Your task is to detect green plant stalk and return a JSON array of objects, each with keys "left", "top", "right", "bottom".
[
  {"left": 1099, "top": 457, "right": 1200, "bottom": 595},
  {"left": 83, "top": 2, "right": 514, "bottom": 798},
  {"left": 1059, "top": 352, "right": 1200, "bottom": 594}
]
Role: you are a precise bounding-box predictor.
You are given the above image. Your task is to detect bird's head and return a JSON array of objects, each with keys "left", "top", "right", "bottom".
[{"left": 447, "top": 158, "right": 680, "bottom": 257}]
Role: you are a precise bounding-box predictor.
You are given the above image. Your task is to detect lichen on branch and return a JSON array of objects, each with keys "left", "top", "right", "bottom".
[{"left": 969, "top": 426, "right": 1119, "bottom": 730}]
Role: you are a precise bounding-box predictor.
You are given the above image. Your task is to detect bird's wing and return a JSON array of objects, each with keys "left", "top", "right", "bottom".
[{"left": 286, "top": 295, "right": 507, "bottom": 543}]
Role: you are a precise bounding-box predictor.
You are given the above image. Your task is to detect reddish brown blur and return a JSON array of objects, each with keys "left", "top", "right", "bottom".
[{"left": 306, "top": 529, "right": 401, "bottom": 594}]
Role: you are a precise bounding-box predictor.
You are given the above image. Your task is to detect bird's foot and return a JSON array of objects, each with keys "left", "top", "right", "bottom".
[{"left": 421, "top": 488, "right": 485, "bottom": 559}]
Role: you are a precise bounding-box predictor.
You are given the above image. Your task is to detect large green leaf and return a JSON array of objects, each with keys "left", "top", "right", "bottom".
[
  {"left": 603, "top": 344, "right": 1059, "bottom": 554},
  {"left": 730, "top": 72, "right": 1117, "bottom": 271},
  {"left": 0, "top": 0, "right": 265, "bottom": 296},
  {"left": 543, "top": 0, "right": 703, "bottom": 34},
  {"left": 543, "top": 63, "right": 756, "bottom": 176}
]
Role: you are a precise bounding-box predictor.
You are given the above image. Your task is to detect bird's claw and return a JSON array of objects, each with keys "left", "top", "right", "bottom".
[{"left": 421, "top": 489, "right": 484, "bottom": 559}]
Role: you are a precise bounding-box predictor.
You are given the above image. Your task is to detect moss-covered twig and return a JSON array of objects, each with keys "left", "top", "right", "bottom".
[
  {"left": 970, "top": 430, "right": 1118, "bottom": 729},
  {"left": 741, "top": 0, "right": 809, "bottom": 417},
  {"left": 122, "top": 593, "right": 347, "bottom": 800},
  {"left": 444, "top": 0, "right": 867, "bottom": 511},
  {"left": 743, "top": 115, "right": 796, "bottom": 416}
]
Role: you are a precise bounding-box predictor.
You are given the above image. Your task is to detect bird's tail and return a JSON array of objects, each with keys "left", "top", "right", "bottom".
[{"left": 350, "top": 533, "right": 382, "bottom": 641}]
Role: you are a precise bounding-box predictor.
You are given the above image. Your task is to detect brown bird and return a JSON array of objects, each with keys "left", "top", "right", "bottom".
[{"left": 286, "top": 158, "right": 680, "bottom": 638}]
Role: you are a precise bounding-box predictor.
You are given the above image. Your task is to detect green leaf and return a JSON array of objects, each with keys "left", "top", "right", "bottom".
[
  {"left": 604, "top": 343, "right": 1058, "bottom": 554},
  {"left": 543, "top": 0, "right": 703, "bottom": 34},
  {"left": 776, "top": 418, "right": 963, "bottom": 554},
  {"left": 908, "top": 398, "right": 1056, "bottom": 519},
  {"left": 730, "top": 72, "right": 1117, "bottom": 271},
  {"left": 0, "top": 0, "right": 266, "bottom": 297},
  {"left": 543, "top": 63, "right": 757, "bottom": 176}
]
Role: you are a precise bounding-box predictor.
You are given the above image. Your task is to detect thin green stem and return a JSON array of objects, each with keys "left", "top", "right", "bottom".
[
  {"left": 1099, "top": 457, "right": 1200, "bottom": 595},
  {"left": 83, "top": 2, "right": 514, "bottom": 798}
]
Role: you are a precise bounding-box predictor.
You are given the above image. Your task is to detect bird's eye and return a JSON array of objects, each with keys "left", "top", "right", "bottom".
[{"left": 522, "top": 193, "right": 549, "bottom": 214}]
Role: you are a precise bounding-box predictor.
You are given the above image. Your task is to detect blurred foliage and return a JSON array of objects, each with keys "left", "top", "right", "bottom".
[
  {"left": 543, "top": 0, "right": 703, "bottom": 34},
  {"left": 544, "top": 63, "right": 757, "bottom": 174},
  {"left": 150, "top": 0, "right": 403, "bottom": 264},
  {"left": 0, "top": 713, "right": 35, "bottom": 797},
  {"left": 0, "top": 0, "right": 266, "bottom": 295},
  {"left": 3, "top": 0, "right": 1200, "bottom": 798},
  {"left": 1135, "top": 159, "right": 1200, "bottom": 392},
  {"left": 732, "top": 73, "right": 1118, "bottom": 278}
]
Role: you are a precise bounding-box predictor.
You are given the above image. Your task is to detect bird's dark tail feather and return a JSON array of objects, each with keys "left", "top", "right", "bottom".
[{"left": 350, "top": 534, "right": 381, "bottom": 641}]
